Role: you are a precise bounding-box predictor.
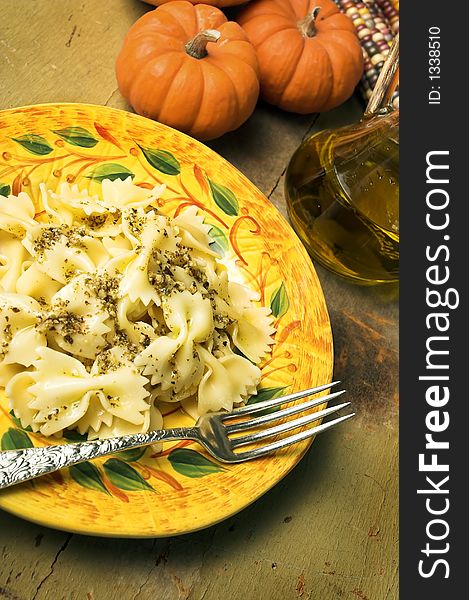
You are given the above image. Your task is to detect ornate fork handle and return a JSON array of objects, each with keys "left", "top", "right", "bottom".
[{"left": 0, "top": 427, "right": 200, "bottom": 490}]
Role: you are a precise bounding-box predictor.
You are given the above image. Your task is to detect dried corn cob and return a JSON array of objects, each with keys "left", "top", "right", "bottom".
[{"left": 334, "top": 0, "right": 399, "bottom": 108}]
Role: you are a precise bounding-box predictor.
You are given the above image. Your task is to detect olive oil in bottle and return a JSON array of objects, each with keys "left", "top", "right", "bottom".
[{"left": 285, "top": 111, "right": 399, "bottom": 284}]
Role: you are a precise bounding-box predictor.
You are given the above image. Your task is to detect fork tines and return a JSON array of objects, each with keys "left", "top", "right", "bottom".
[{"left": 223, "top": 382, "right": 354, "bottom": 460}]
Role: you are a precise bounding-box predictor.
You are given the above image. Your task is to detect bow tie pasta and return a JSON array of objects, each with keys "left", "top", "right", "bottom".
[{"left": 0, "top": 179, "right": 275, "bottom": 440}]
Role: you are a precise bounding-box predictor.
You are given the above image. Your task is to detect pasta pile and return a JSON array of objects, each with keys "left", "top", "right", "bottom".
[{"left": 0, "top": 178, "right": 275, "bottom": 439}]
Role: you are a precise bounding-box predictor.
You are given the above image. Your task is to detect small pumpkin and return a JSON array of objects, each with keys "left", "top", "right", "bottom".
[
  {"left": 237, "top": 0, "right": 363, "bottom": 113},
  {"left": 116, "top": 1, "right": 260, "bottom": 141},
  {"left": 143, "top": 0, "right": 249, "bottom": 8}
]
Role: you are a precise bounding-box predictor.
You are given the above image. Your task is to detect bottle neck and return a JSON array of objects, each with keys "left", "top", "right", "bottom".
[{"left": 365, "top": 33, "right": 399, "bottom": 118}]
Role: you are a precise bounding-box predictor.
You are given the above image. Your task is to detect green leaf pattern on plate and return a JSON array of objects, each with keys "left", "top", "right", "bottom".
[
  {"left": 53, "top": 126, "right": 98, "bottom": 148},
  {"left": 0, "top": 183, "right": 10, "bottom": 197},
  {"left": 270, "top": 282, "right": 290, "bottom": 318},
  {"left": 11, "top": 134, "right": 53, "bottom": 155},
  {"left": 103, "top": 458, "right": 154, "bottom": 492},
  {"left": 1, "top": 428, "right": 34, "bottom": 450},
  {"left": 208, "top": 179, "right": 239, "bottom": 216},
  {"left": 8, "top": 410, "right": 32, "bottom": 432},
  {"left": 115, "top": 447, "right": 147, "bottom": 462},
  {"left": 208, "top": 224, "right": 229, "bottom": 256},
  {"left": 62, "top": 430, "right": 88, "bottom": 442},
  {"left": 168, "top": 449, "right": 223, "bottom": 478},
  {"left": 86, "top": 163, "right": 134, "bottom": 182},
  {"left": 69, "top": 462, "right": 110, "bottom": 495},
  {"left": 139, "top": 146, "right": 180, "bottom": 175},
  {"left": 246, "top": 386, "right": 288, "bottom": 415}
]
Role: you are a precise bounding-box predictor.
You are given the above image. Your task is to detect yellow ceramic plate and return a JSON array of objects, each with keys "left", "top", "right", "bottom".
[{"left": 0, "top": 104, "right": 333, "bottom": 537}]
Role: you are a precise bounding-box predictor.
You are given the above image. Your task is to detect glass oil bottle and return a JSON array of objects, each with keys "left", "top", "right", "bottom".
[{"left": 285, "top": 35, "right": 399, "bottom": 284}]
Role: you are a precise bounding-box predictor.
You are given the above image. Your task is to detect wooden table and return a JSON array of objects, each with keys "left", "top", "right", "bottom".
[{"left": 0, "top": 2, "right": 398, "bottom": 598}]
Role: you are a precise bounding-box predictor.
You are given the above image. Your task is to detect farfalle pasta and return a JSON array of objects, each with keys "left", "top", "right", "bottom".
[{"left": 0, "top": 179, "right": 275, "bottom": 440}]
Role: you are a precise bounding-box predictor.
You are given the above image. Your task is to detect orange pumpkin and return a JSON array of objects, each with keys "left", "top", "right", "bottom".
[
  {"left": 237, "top": 0, "right": 363, "bottom": 113},
  {"left": 116, "top": 2, "right": 260, "bottom": 140},
  {"left": 143, "top": 0, "right": 248, "bottom": 7}
]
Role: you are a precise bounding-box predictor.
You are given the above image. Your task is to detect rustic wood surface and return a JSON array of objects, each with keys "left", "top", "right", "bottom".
[{"left": 0, "top": 1, "right": 398, "bottom": 599}]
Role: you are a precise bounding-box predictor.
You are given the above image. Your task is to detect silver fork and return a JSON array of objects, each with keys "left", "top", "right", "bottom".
[{"left": 0, "top": 382, "right": 353, "bottom": 489}]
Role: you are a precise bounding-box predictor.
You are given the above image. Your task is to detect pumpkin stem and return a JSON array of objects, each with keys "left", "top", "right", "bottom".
[
  {"left": 298, "top": 7, "right": 322, "bottom": 38},
  {"left": 185, "top": 29, "right": 221, "bottom": 59}
]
